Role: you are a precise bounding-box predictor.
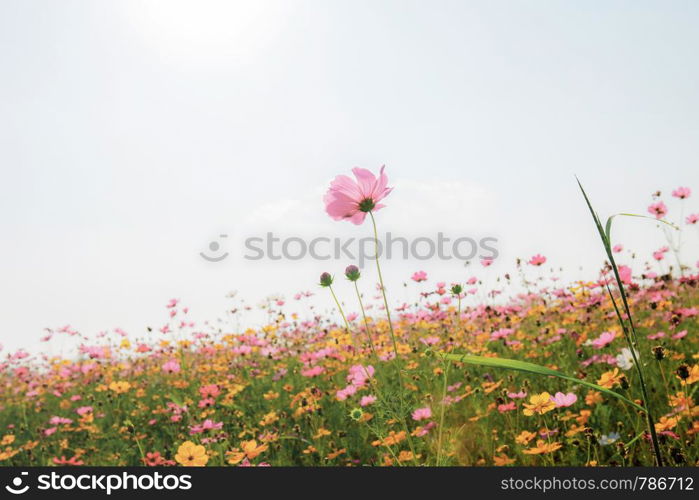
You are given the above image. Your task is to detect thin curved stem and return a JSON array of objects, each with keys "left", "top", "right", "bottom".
[
  {"left": 369, "top": 212, "right": 401, "bottom": 366},
  {"left": 354, "top": 281, "right": 378, "bottom": 360}
]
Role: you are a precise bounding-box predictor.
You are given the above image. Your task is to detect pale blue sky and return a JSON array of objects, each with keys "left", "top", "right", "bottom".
[{"left": 1, "top": 1, "right": 697, "bottom": 353}]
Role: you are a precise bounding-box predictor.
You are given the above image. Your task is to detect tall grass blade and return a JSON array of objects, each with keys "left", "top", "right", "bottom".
[
  {"left": 576, "top": 177, "right": 664, "bottom": 466},
  {"left": 437, "top": 352, "right": 645, "bottom": 413}
]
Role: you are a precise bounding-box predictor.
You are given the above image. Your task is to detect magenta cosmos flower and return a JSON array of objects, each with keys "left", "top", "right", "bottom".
[{"left": 324, "top": 166, "right": 392, "bottom": 224}]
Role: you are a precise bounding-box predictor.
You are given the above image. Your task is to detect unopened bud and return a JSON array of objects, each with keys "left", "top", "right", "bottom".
[
  {"left": 344, "top": 265, "right": 361, "bottom": 281},
  {"left": 319, "top": 272, "right": 334, "bottom": 287}
]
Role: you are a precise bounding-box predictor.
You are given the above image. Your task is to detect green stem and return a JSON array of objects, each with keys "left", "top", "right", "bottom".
[
  {"left": 369, "top": 212, "right": 401, "bottom": 365},
  {"left": 329, "top": 285, "right": 350, "bottom": 332},
  {"left": 606, "top": 285, "right": 663, "bottom": 466},
  {"left": 354, "top": 281, "right": 379, "bottom": 360},
  {"left": 368, "top": 211, "right": 418, "bottom": 463},
  {"left": 436, "top": 361, "right": 450, "bottom": 465}
]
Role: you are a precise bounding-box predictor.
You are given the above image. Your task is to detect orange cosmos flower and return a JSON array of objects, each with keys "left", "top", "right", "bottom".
[
  {"left": 522, "top": 440, "right": 562, "bottom": 455},
  {"left": 597, "top": 368, "right": 623, "bottom": 389},
  {"left": 654, "top": 416, "right": 679, "bottom": 433},
  {"left": 515, "top": 430, "right": 537, "bottom": 445},
  {"left": 226, "top": 440, "right": 268, "bottom": 465},
  {"left": 493, "top": 453, "right": 515, "bottom": 466}
]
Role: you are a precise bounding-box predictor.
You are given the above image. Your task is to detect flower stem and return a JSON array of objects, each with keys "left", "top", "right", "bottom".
[
  {"left": 354, "top": 281, "right": 378, "bottom": 360},
  {"left": 436, "top": 361, "right": 450, "bottom": 465},
  {"left": 328, "top": 285, "right": 350, "bottom": 331},
  {"left": 369, "top": 212, "right": 401, "bottom": 366},
  {"left": 369, "top": 211, "right": 419, "bottom": 463}
]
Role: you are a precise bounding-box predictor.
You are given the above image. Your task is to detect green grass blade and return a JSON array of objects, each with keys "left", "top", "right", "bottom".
[
  {"left": 437, "top": 352, "right": 645, "bottom": 413},
  {"left": 605, "top": 213, "right": 678, "bottom": 242}
]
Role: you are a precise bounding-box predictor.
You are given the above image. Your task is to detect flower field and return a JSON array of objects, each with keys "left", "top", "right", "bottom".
[{"left": 0, "top": 169, "right": 697, "bottom": 467}]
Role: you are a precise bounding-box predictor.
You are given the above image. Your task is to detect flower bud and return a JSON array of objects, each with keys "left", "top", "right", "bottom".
[
  {"left": 319, "top": 272, "right": 334, "bottom": 287},
  {"left": 652, "top": 345, "right": 665, "bottom": 361},
  {"left": 676, "top": 364, "right": 690, "bottom": 380},
  {"left": 450, "top": 284, "right": 463, "bottom": 295},
  {"left": 344, "top": 265, "right": 361, "bottom": 281}
]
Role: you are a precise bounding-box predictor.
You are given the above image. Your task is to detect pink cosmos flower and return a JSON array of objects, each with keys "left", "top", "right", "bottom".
[
  {"left": 411, "top": 271, "right": 428, "bottom": 282},
  {"left": 324, "top": 166, "right": 392, "bottom": 224},
  {"left": 528, "top": 254, "right": 546, "bottom": 266},
  {"left": 199, "top": 384, "right": 221, "bottom": 398},
  {"left": 480, "top": 258, "right": 494, "bottom": 267},
  {"left": 411, "top": 407, "right": 432, "bottom": 421},
  {"left": 466, "top": 276, "right": 477, "bottom": 285},
  {"left": 618, "top": 265, "right": 633, "bottom": 284},
  {"left": 189, "top": 419, "right": 223, "bottom": 435},
  {"left": 507, "top": 391, "right": 527, "bottom": 399},
  {"left": 647, "top": 201, "right": 667, "bottom": 219},
  {"left": 612, "top": 244, "right": 624, "bottom": 253},
  {"left": 336, "top": 385, "right": 357, "bottom": 401},
  {"left": 162, "top": 359, "right": 181, "bottom": 374},
  {"left": 497, "top": 401, "right": 516, "bottom": 413},
  {"left": 672, "top": 330, "right": 687, "bottom": 340},
  {"left": 686, "top": 213, "right": 699, "bottom": 225},
  {"left": 652, "top": 250, "right": 665, "bottom": 261},
  {"left": 76, "top": 406, "right": 93, "bottom": 416},
  {"left": 198, "top": 397, "right": 215, "bottom": 408},
  {"left": 49, "top": 416, "right": 73, "bottom": 425},
  {"left": 360, "top": 395, "right": 377, "bottom": 407},
  {"left": 591, "top": 331, "right": 615, "bottom": 349},
  {"left": 301, "top": 365, "right": 324, "bottom": 377},
  {"left": 419, "top": 336, "right": 440, "bottom": 346},
  {"left": 672, "top": 186, "right": 691, "bottom": 199},
  {"left": 347, "top": 364, "right": 374, "bottom": 386},
  {"left": 550, "top": 392, "right": 577, "bottom": 408}
]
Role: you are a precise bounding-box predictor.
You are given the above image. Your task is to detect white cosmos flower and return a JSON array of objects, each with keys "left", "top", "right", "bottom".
[{"left": 615, "top": 347, "right": 638, "bottom": 370}]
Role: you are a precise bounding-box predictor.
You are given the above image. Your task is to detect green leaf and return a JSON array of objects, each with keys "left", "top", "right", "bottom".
[
  {"left": 605, "top": 213, "right": 678, "bottom": 242},
  {"left": 168, "top": 394, "right": 184, "bottom": 407},
  {"left": 437, "top": 352, "right": 645, "bottom": 413}
]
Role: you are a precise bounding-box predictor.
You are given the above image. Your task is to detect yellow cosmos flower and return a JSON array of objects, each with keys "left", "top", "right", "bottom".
[
  {"left": 108, "top": 381, "right": 131, "bottom": 394},
  {"left": 175, "top": 441, "right": 208, "bottom": 467},
  {"left": 522, "top": 392, "right": 556, "bottom": 416}
]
